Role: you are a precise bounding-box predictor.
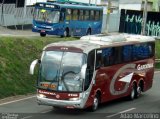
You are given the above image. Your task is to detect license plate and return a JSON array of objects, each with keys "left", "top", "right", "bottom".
[{"left": 41, "top": 30, "right": 45, "bottom": 33}]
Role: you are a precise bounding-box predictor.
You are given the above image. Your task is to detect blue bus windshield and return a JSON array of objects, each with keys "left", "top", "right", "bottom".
[{"left": 34, "top": 8, "right": 60, "bottom": 23}]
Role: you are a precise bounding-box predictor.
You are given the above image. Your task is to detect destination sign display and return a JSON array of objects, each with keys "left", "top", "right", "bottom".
[{"left": 36, "top": 3, "right": 59, "bottom": 9}]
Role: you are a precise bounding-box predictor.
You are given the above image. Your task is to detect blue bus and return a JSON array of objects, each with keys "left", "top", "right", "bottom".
[{"left": 32, "top": 2, "right": 103, "bottom": 37}]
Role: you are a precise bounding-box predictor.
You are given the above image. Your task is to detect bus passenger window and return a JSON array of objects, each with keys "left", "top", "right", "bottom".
[
  {"left": 60, "top": 8, "right": 66, "bottom": 21},
  {"left": 60, "top": 13, "right": 65, "bottom": 21},
  {"left": 102, "top": 48, "right": 112, "bottom": 66},
  {"left": 84, "top": 11, "right": 89, "bottom": 20},
  {"left": 90, "top": 10, "right": 95, "bottom": 20},
  {"left": 96, "top": 50, "right": 103, "bottom": 68},
  {"left": 95, "top": 11, "right": 100, "bottom": 20},
  {"left": 66, "top": 9, "right": 71, "bottom": 20},
  {"left": 72, "top": 9, "right": 78, "bottom": 20},
  {"left": 122, "top": 45, "right": 132, "bottom": 62},
  {"left": 132, "top": 43, "right": 151, "bottom": 60},
  {"left": 79, "top": 10, "right": 84, "bottom": 20}
]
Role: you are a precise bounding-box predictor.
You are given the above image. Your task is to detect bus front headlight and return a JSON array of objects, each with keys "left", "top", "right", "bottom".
[
  {"left": 34, "top": 26, "right": 37, "bottom": 29},
  {"left": 37, "top": 94, "right": 46, "bottom": 98},
  {"left": 69, "top": 98, "right": 79, "bottom": 101}
]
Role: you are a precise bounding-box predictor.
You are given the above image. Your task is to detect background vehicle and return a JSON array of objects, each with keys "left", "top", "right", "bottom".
[
  {"left": 32, "top": 1, "right": 103, "bottom": 37},
  {"left": 30, "top": 34, "right": 155, "bottom": 111}
]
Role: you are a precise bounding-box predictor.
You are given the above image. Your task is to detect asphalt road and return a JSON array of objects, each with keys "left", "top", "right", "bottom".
[{"left": 0, "top": 72, "right": 160, "bottom": 119}]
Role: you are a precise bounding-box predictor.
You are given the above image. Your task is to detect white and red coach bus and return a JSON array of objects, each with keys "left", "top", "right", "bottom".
[{"left": 30, "top": 34, "right": 155, "bottom": 111}]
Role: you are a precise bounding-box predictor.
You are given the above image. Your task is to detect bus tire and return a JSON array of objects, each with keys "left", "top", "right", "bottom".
[
  {"left": 135, "top": 81, "right": 143, "bottom": 98},
  {"left": 64, "top": 28, "right": 69, "bottom": 37},
  {"left": 86, "top": 29, "right": 91, "bottom": 35},
  {"left": 53, "top": 106, "right": 61, "bottom": 110},
  {"left": 129, "top": 83, "right": 137, "bottom": 100},
  {"left": 91, "top": 94, "right": 99, "bottom": 111},
  {"left": 40, "top": 33, "right": 46, "bottom": 37},
  {"left": 135, "top": 86, "right": 142, "bottom": 98}
]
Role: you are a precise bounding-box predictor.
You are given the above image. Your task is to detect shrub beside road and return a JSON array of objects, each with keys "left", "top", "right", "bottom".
[
  {"left": 0, "top": 36, "right": 77, "bottom": 98},
  {"left": 155, "top": 39, "right": 160, "bottom": 69},
  {"left": 0, "top": 36, "right": 159, "bottom": 99}
]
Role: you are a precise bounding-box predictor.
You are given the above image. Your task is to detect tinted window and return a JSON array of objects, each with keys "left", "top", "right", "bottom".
[
  {"left": 132, "top": 43, "right": 152, "bottom": 60},
  {"left": 122, "top": 45, "right": 132, "bottom": 62},
  {"left": 95, "top": 11, "right": 100, "bottom": 20},
  {"left": 66, "top": 9, "right": 71, "bottom": 20},
  {"left": 90, "top": 10, "right": 95, "bottom": 20},
  {"left": 84, "top": 10, "right": 89, "bottom": 20},
  {"left": 72, "top": 9, "right": 78, "bottom": 20},
  {"left": 79, "top": 10, "right": 84, "bottom": 20},
  {"left": 122, "top": 42, "right": 155, "bottom": 62},
  {"left": 96, "top": 47, "right": 122, "bottom": 67}
]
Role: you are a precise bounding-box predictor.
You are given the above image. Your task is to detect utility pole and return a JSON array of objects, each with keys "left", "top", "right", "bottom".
[
  {"left": 1, "top": 0, "right": 5, "bottom": 26},
  {"left": 89, "top": 0, "right": 91, "bottom": 5},
  {"left": 104, "top": 0, "right": 111, "bottom": 34},
  {"left": 141, "top": 0, "right": 148, "bottom": 35},
  {"left": 23, "top": 0, "right": 27, "bottom": 30}
]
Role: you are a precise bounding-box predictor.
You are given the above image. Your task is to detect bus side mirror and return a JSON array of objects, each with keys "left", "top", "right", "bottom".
[
  {"left": 29, "top": 59, "right": 40, "bottom": 75},
  {"left": 81, "top": 64, "right": 87, "bottom": 79}
]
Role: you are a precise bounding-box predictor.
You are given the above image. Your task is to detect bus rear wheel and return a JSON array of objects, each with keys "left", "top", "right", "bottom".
[
  {"left": 40, "top": 33, "right": 46, "bottom": 37},
  {"left": 136, "top": 86, "right": 142, "bottom": 98}
]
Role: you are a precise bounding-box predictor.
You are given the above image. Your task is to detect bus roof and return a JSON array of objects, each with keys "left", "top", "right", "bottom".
[
  {"left": 36, "top": 2, "right": 103, "bottom": 10},
  {"left": 44, "top": 34, "right": 155, "bottom": 54}
]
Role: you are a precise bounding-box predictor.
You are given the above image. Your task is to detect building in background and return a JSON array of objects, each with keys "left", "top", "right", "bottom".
[
  {"left": 119, "top": 0, "right": 142, "bottom": 10},
  {"left": 26, "top": 0, "right": 47, "bottom": 6},
  {"left": 142, "top": 0, "right": 159, "bottom": 12}
]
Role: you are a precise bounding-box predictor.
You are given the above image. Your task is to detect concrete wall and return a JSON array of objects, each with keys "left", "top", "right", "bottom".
[{"left": 102, "top": 13, "right": 120, "bottom": 33}]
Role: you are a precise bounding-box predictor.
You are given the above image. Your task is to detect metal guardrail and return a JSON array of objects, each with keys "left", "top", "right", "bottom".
[
  {"left": 0, "top": 4, "right": 34, "bottom": 26},
  {"left": 155, "top": 59, "right": 160, "bottom": 63}
]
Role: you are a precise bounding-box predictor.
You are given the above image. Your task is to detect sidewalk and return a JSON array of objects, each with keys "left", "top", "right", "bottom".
[{"left": 0, "top": 26, "right": 39, "bottom": 37}]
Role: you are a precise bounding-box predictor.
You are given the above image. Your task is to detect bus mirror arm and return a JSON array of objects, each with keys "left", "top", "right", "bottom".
[
  {"left": 96, "top": 65, "right": 100, "bottom": 70},
  {"left": 81, "top": 64, "right": 87, "bottom": 79},
  {"left": 29, "top": 59, "right": 40, "bottom": 75}
]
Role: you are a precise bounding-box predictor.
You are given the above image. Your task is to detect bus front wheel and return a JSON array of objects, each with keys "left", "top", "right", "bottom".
[
  {"left": 86, "top": 29, "right": 91, "bottom": 35},
  {"left": 91, "top": 94, "right": 99, "bottom": 111},
  {"left": 40, "top": 33, "right": 46, "bottom": 37}
]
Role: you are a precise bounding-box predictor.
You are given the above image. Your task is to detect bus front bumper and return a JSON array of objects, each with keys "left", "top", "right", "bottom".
[{"left": 37, "top": 96, "right": 84, "bottom": 109}]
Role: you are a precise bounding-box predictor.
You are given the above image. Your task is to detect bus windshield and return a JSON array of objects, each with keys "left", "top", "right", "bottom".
[
  {"left": 34, "top": 8, "right": 60, "bottom": 23},
  {"left": 39, "top": 51, "right": 85, "bottom": 92}
]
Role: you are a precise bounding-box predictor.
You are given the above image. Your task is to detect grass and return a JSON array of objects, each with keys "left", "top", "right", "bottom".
[
  {"left": 0, "top": 36, "right": 159, "bottom": 99},
  {"left": 155, "top": 40, "right": 160, "bottom": 69},
  {"left": 0, "top": 36, "right": 78, "bottom": 98}
]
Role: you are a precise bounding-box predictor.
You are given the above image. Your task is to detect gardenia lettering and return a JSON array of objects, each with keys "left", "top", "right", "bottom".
[{"left": 137, "top": 63, "right": 154, "bottom": 70}]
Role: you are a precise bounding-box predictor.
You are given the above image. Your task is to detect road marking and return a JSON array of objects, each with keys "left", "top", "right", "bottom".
[
  {"left": 41, "top": 109, "right": 53, "bottom": 113},
  {"left": 155, "top": 71, "right": 160, "bottom": 74},
  {"left": 0, "top": 95, "right": 36, "bottom": 106},
  {"left": 106, "top": 108, "right": 136, "bottom": 118},
  {"left": 21, "top": 116, "right": 32, "bottom": 119}
]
